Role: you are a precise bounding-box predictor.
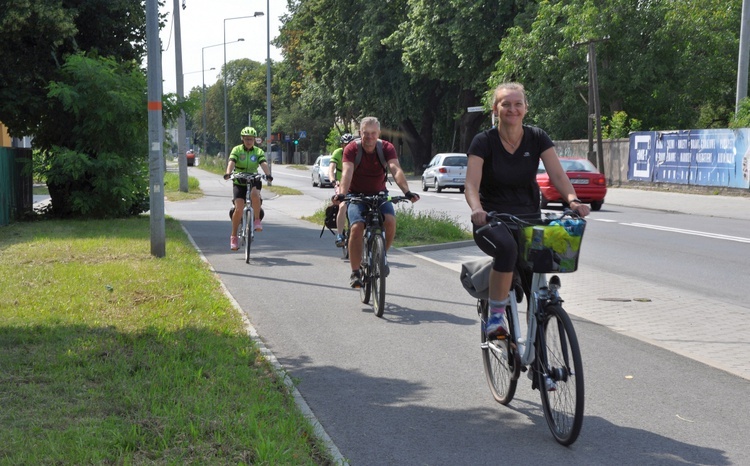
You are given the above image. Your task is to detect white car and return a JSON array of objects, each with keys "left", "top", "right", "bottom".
[
  {"left": 421, "top": 153, "right": 468, "bottom": 192},
  {"left": 311, "top": 155, "right": 333, "bottom": 188}
]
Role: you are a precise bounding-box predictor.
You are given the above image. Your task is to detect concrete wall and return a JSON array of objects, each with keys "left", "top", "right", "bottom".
[{"left": 554, "top": 138, "right": 630, "bottom": 186}]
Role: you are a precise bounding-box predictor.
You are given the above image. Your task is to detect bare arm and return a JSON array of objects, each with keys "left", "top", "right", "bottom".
[
  {"left": 338, "top": 161, "right": 354, "bottom": 197},
  {"left": 540, "top": 148, "right": 590, "bottom": 216},
  {"left": 388, "top": 159, "right": 419, "bottom": 202},
  {"left": 465, "top": 154, "right": 487, "bottom": 225},
  {"left": 328, "top": 161, "right": 338, "bottom": 185},
  {"left": 224, "top": 159, "right": 236, "bottom": 179}
]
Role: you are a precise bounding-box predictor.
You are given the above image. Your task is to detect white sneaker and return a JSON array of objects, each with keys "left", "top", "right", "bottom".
[{"left": 485, "top": 312, "right": 509, "bottom": 339}]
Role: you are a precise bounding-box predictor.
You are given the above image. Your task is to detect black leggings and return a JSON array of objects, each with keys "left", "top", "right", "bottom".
[{"left": 472, "top": 222, "right": 520, "bottom": 273}]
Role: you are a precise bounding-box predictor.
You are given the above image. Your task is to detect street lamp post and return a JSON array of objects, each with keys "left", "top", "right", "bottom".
[
  {"left": 199, "top": 66, "right": 216, "bottom": 155},
  {"left": 223, "top": 11, "right": 264, "bottom": 159},
  {"left": 202, "top": 39, "right": 243, "bottom": 156},
  {"left": 266, "top": 0, "right": 273, "bottom": 176}
]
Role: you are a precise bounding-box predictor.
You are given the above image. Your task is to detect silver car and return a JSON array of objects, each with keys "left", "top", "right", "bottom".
[
  {"left": 311, "top": 155, "right": 333, "bottom": 188},
  {"left": 421, "top": 153, "right": 468, "bottom": 192}
]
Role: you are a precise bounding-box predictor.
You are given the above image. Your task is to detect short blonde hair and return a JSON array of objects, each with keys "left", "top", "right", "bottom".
[
  {"left": 491, "top": 82, "right": 528, "bottom": 110},
  {"left": 360, "top": 116, "right": 380, "bottom": 131}
]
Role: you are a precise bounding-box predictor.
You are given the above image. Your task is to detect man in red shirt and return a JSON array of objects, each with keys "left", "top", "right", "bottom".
[{"left": 335, "top": 116, "right": 419, "bottom": 288}]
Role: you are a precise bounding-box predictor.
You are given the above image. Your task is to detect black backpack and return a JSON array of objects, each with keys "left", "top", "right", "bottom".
[{"left": 319, "top": 203, "right": 339, "bottom": 237}]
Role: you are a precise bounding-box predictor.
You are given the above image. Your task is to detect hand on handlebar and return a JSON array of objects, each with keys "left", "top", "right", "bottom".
[
  {"left": 471, "top": 208, "right": 488, "bottom": 226},
  {"left": 264, "top": 174, "right": 273, "bottom": 182},
  {"left": 404, "top": 191, "right": 420, "bottom": 202},
  {"left": 223, "top": 173, "right": 231, "bottom": 180}
]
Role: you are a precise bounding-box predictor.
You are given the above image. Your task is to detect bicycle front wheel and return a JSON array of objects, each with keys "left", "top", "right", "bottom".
[
  {"left": 536, "top": 303, "right": 584, "bottom": 446},
  {"left": 371, "top": 235, "right": 386, "bottom": 317},
  {"left": 480, "top": 300, "right": 518, "bottom": 405},
  {"left": 244, "top": 211, "right": 253, "bottom": 263}
]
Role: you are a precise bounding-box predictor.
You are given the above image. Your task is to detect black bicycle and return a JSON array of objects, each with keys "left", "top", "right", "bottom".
[
  {"left": 468, "top": 210, "right": 586, "bottom": 445},
  {"left": 346, "top": 193, "right": 410, "bottom": 317}
]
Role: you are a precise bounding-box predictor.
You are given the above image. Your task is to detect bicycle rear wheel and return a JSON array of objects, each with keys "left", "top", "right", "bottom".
[
  {"left": 359, "top": 237, "right": 371, "bottom": 304},
  {"left": 480, "top": 300, "right": 518, "bottom": 405},
  {"left": 536, "top": 303, "right": 584, "bottom": 445},
  {"left": 244, "top": 210, "right": 253, "bottom": 263},
  {"left": 371, "top": 235, "right": 386, "bottom": 317}
]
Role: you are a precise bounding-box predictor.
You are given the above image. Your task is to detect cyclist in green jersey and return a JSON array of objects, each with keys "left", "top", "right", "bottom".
[
  {"left": 329, "top": 133, "right": 354, "bottom": 246},
  {"left": 223, "top": 127, "right": 273, "bottom": 251}
]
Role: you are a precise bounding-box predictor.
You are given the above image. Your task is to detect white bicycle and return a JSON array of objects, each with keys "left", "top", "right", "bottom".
[{"left": 466, "top": 210, "right": 586, "bottom": 445}]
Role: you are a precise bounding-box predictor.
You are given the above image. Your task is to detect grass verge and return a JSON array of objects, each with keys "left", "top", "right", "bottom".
[
  {"left": 302, "top": 203, "right": 471, "bottom": 248},
  {"left": 163, "top": 172, "right": 203, "bottom": 201},
  {"left": 0, "top": 218, "right": 334, "bottom": 465}
]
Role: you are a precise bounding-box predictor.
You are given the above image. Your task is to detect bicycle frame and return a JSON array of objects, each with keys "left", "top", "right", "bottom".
[{"left": 505, "top": 271, "right": 560, "bottom": 366}]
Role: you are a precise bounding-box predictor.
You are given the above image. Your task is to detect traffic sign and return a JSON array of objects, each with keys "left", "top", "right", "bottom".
[
  {"left": 467, "top": 106, "right": 484, "bottom": 113},
  {"left": 299, "top": 131, "right": 307, "bottom": 139},
  {"left": 285, "top": 135, "right": 291, "bottom": 141}
]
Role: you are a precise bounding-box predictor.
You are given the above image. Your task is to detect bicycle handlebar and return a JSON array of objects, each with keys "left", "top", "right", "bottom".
[
  {"left": 476, "top": 209, "right": 583, "bottom": 234},
  {"left": 229, "top": 172, "right": 266, "bottom": 183},
  {"left": 345, "top": 192, "right": 412, "bottom": 204}
]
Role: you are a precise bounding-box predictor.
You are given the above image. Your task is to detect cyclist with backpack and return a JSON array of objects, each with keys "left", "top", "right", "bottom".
[
  {"left": 329, "top": 133, "right": 354, "bottom": 247},
  {"left": 223, "top": 126, "right": 273, "bottom": 251},
  {"left": 334, "top": 116, "right": 420, "bottom": 288}
]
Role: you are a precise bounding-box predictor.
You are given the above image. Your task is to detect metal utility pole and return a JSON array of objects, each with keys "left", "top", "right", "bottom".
[
  {"left": 266, "top": 0, "right": 273, "bottom": 180},
  {"left": 574, "top": 37, "right": 609, "bottom": 177},
  {"left": 146, "top": 0, "right": 165, "bottom": 257},
  {"left": 589, "top": 42, "right": 605, "bottom": 177},
  {"left": 736, "top": 0, "right": 750, "bottom": 115},
  {"left": 173, "top": 0, "right": 188, "bottom": 192}
]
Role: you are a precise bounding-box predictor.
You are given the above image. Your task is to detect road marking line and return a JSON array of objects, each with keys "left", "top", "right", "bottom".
[{"left": 621, "top": 222, "right": 750, "bottom": 243}]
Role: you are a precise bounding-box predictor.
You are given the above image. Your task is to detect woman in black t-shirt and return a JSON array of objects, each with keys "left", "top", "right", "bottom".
[{"left": 465, "top": 82, "right": 590, "bottom": 339}]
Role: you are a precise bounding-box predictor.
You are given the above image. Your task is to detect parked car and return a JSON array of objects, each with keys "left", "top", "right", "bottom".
[
  {"left": 421, "top": 153, "right": 468, "bottom": 192},
  {"left": 186, "top": 149, "right": 196, "bottom": 166},
  {"left": 537, "top": 158, "right": 606, "bottom": 211},
  {"left": 311, "top": 155, "right": 333, "bottom": 188}
]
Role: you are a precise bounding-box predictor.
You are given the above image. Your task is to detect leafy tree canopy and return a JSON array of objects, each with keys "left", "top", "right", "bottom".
[{"left": 0, "top": 0, "right": 149, "bottom": 138}]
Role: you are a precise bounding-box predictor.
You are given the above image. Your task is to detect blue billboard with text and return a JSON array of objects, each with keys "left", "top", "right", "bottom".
[{"left": 629, "top": 129, "right": 750, "bottom": 188}]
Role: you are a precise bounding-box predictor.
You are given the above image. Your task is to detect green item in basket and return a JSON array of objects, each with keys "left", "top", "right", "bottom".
[{"left": 522, "top": 219, "right": 585, "bottom": 272}]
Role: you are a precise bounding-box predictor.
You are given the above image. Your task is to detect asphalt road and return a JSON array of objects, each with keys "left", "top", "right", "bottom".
[{"left": 166, "top": 165, "right": 750, "bottom": 465}]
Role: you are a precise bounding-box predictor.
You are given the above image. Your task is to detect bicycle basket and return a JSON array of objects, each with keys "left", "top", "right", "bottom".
[{"left": 520, "top": 217, "right": 586, "bottom": 273}]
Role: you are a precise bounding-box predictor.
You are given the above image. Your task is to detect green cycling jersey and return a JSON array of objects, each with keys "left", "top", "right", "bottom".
[
  {"left": 229, "top": 145, "right": 266, "bottom": 184},
  {"left": 330, "top": 147, "right": 343, "bottom": 182}
]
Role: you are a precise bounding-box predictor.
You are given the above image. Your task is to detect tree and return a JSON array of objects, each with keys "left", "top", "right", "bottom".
[
  {"left": 490, "top": 0, "right": 742, "bottom": 139},
  {"left": 41, "top": 54, "right": 149, "bottom": 218},
  {"left": 0, "top": 0, "right": 149, "bottom": 138}
]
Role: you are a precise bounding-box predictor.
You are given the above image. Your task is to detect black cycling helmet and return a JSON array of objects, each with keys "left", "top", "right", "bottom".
[{"left": 340, "top": 133, "right": 354, "bottom": 145}]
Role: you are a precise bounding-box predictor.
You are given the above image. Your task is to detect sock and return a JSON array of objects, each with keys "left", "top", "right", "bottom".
[{"left": 488, "top": 298, "right": 509, "bottom": 315}]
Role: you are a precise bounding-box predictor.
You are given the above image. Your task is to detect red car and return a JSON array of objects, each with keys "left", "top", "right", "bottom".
[
  {"left": 537, "top": 158, "right": 606, "bottom": 211},
  {"left": 186, "top": 149, "right": 196, "bottom": 166}
]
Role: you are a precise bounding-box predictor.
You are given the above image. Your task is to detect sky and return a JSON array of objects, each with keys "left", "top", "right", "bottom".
[{"left": 158, "top": 0, "right": 288, "bottom": 95}]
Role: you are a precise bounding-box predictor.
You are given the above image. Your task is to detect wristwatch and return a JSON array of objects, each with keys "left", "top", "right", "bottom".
[{"left": 570, "top": 198, "right": 582, "bottom": 205}]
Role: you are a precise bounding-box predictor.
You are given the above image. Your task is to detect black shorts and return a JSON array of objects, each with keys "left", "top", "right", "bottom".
[{"left": 232, "top": 180, "right": 262, "bottom": 201}]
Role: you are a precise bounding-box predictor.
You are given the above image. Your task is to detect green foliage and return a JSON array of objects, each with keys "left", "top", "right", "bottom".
[
  {"left": 40, "top": 54, "right": 149, "bottom": 218},
  {"left": 601, "top": 111, "right": 642, "bottom": 138},
  {"left": 490, "top": 0, "right": 742, "bottom": 139},
  {"left": 0, "top": 0, "right": 150, "bottom": 138},
  {"left": 696, "top": 103, "right": 733, "bottom": 129},
  {"left": 304, "top": 203, "right": 471, "bottom": 247},
  {"left": 729, "top": 98, "right": 750, "bottom": 129}
]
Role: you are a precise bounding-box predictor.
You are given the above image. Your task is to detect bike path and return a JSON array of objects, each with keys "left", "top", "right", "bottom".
[{"left": 166, "top": 167, "right": 750, "bottom": 465}]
